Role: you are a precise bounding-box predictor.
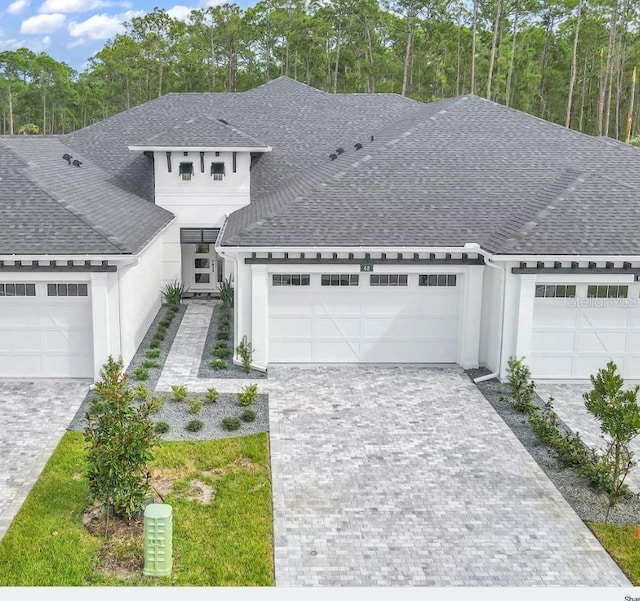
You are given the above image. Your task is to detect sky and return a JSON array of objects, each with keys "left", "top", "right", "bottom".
[{"left": 0, "top": 0, "right": 256, "bottom": 72}]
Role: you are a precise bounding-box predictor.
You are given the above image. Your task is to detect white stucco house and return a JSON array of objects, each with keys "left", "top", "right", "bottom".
[{"left": 1, "top": 76, "right": 640, "bottom": 382}]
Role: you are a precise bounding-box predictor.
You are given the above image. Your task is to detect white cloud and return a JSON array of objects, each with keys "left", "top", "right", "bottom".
[
  {"left": 20, "top": 13, "right": 66, "bottom": 34},
  {"left": 199, "top": 0, "right": 223, "bottom": 7},
  {"left": 38, "top": 0, "right": 132, "bottom": 13},
  {"left": 0, "top": 38, "right": 28, "bottom": 50},
  {"left": 167, "top": 5, "right": 194, "bottom": 22},
  {"left": 7, "top": 0, "right": 31, "bottom": 16},
  {"left": 67, "top": 10, "right": 141, "bottom": 43}
]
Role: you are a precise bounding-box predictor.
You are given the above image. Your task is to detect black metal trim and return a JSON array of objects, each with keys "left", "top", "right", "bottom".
[
  {"left": 513, "top": 266, "right": 640, "bottom": 275},
  {"left": 0, "top": 264, "right": 116, "bottom": 272},
  {"left": 245, "top": 256, "right": 485, "bottom": 266}
]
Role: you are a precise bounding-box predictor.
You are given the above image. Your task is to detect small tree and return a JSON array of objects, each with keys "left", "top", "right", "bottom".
[
  {"left": 506, "top": 356, "right": 537, "bottom": 413},
  {"left": 583, "top": 361, "right": 640, "bottom": 510},
  {"left": 236, "top": 335, "right": 254, "bottom": 373},
  {"left": 84, "top": 356, "right": 158, "bottom": 520}
]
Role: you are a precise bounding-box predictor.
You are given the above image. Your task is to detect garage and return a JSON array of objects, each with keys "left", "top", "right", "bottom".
[
  {"left": 528, "top": 282, "right": 640, "bottom": 379},
  {"left": 268, "top": 272, "right": 461, "bottom": 363},
  {"left": 0, "top": 281, "right": 94, "bottom": 378}
]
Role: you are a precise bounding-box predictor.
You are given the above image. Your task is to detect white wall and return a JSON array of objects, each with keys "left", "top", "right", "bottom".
[
  {"left": 478, "top": 262, "right": 505, "bottom": 374},
  {"left": 118, "top": 231, "right": 165, "bottom": 369}
]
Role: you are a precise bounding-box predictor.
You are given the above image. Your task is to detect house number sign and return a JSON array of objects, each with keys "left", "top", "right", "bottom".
[{"left": 360, "top": 263, "right": 373, "bottom": 272}]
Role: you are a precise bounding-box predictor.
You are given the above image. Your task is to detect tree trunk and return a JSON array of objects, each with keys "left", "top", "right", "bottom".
[
  {"left": 486, "top": 0, "right": 504, "bottom": 100},
  {"left": 626, "top": 67, "right": 637, "bottom": 143},
  {"left": 598, "top": 0, "right": 619, "bottom": 136},
  {"left": 505, "top": 2, "right": 520, "bottom": 107},
  {"left": 7, "top": 80, "right": 13, "bottom": 135},
  {"left": 402, "top": 7, "right": 415, "bottom": 97},
  {"left": 566, "top": 0, "right": 583, "bottom": 128},
  {"left": 333, "top": 25, "right": 341, "bottom": 94},
  {"left": 366, "top": 24, "right": 375, "bottom": 93},
  {"left": 471, "top": 0, "right": 478, "bottom": 94}
]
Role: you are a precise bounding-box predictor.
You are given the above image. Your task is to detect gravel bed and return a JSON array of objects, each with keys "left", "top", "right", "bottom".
[
  {"left": 198, "top": 301, "right": 267, "bottom": 380},
  {"left": 467, "top": 367, "right": 640, "bottom": 525}
]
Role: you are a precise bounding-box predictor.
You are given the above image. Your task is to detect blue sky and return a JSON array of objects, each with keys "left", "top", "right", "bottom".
[{"left": 0, "top": 0, "right": 256, "bottom": 72}]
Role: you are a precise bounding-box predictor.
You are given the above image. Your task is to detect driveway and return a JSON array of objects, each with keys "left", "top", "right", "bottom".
[
  {"left": 267, "top": 365, "right": 630, "bottom": 586},
  {"left": 0, "top": 380, "right": 89, "bottom": 542}
]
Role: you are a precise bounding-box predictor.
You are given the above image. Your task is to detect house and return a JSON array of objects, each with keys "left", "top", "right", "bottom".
[{"left": 1, "top": 76, "right": 640, "bottom": 382}]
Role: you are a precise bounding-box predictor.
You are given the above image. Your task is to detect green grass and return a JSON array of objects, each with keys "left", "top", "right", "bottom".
[
  {"left": 0, "top": 432, "right": 274, "bottom": 586},
  {"left": 587, "top": 522, "right": 640, "bottom": 585}
]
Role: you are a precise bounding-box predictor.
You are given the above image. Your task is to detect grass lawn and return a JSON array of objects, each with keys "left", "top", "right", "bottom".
[
  {"left": 587, "top": 522, "right": 640, "bottom": 585},
  {"left": 0, "top": 431, "right": 274, "bottom": 586}
]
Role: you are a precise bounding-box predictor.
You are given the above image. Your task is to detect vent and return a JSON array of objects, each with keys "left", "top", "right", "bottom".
[
  {"left": 329, "top": 153, "right": 338, "bottom": 161},
  {"left": 218, "top": 118, "right": 228, "bottom": 125},
  {"left": 336, "top": 147, "right": 345, "bottom": 155},
  {"left": 370, "top": 135, "right": 374, "bottom": 141},
  {"left": 354, "top": 143, "right": 363, "bottom": 150},
  {"left": 62, "top": 153, "right": 72, "bottom": 165},
  {"left": 72, "top": 159, "right": 82, "bottom": 167}
]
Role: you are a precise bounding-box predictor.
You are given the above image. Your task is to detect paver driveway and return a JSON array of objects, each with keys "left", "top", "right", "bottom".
[
  {"left": 268, "top": 365, "right": 631, "bottom": 586},
  {"left": 0, "top": 380, "right": 89, "bottom": 542}
]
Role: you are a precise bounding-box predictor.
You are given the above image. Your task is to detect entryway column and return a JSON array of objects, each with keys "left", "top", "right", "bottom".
[
  {"left": 459, "top": 266, "right": 484, "bottom": 369},
  {"left": 250, "top": 264, "right": 269, "bottom": 370},
  {"left": 515, "top": 274, "right": 537, "bottom": 361},
  {"left": 90, "top": 272, "right": 120, "bottom": 380}
]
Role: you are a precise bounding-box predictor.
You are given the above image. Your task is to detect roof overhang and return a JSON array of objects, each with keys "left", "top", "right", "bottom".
[{"left": 127, "top": 145, "right": 272, "bottom": 153}]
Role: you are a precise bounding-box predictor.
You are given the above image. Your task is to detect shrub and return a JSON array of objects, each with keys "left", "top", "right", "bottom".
[
  {"left": 188, "top": 397, "right": 204, "bottom": 415},
  {"left": 212, "top": 345, "right": 232, "bottom": 359},
  {"left": 142, "top": 359, "right": 161, "bottom": 369},
  {"left": 216, "top": 330, "right": 230, "bottom": 341},
  {"left": 145, "top": 347, "right": 161, "bottom": 359},
  {"left": 84, "top": 356, "right": 157, "bottom": 519},
  {"left": 162, "top": 280, "right": 184, "bottom": 309},
  {"left": 155, "top": 329, "right": 166, "bottom": 341},
  {"left": 236, "top": 336, "right": 254, "bottom": 373},
  {"left": 171, "top": 384, "right": 188, "bottom": 402},
  {"left": 133, "top": 366, "right": 150, "bottom": 381},
  {"left": 210, "top": 358, "right": 227, "bottom": 371},
  {"left": 218, "top": 313, "right": 231, "bottom": 328},
  {"left": 218, "top": 275, "right": 234, "bottom": 309},
  {"left": 149, "top": 338, "right": 162, "bottom": 349},
  {"left": 187, "top": 419, "right": 204, "bottom": 432},
  {"left": 240, "top": 409, "right": 256, "bottom": 423},
  {"left": 221, "top": 417, "right": 241, "bottom": 431},
  {"left": 205, "top": 388, "right": 219, "bottom": 403},
  {"left": 237, "top": 383, "right": 259, "bottom": 407},
  {"left": 155, "top": 421, "right": 170, "bottom": 434},
  {"left": 159, "top": 318, "right": 171, "bottom": 328},
  {"left": 131, "top": 383, "right": 149, "bottom": 401},
  {"left": 167, "top": 306, "right": 178, "bottom": 317},
  {"left": 148, "top": 394, "right": 166, "bottom": 414},
  {"left": 214, "top": 339, "right": 229, "bottom": 350},
  {"left": 506, "top": 356, "right": 536, "bottom": 413}
]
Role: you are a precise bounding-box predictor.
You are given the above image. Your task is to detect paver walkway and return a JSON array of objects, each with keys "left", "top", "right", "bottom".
[
  {"left": 155, "top": 300, "right": 264, "bottom": 393},
  {"left": 268, "top": 364, "right": 631, "bottom": 586},
  {"left": 536, "top": 381, "right": 640, "bottom": 493},
  {"left": 0, "top": 380, "right": 89, "bottom": 543}
]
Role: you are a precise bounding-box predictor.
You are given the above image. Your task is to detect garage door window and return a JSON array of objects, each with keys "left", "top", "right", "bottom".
[
  {"left": 272, "top": 274, "right": 310, "bottom": 286},
  {"left": 535, "top": 285, "right": 576, "bottom": 298},
  {"left": 0, "top": 283, "right": 36, "bottom": 296},
  {"left": 419, "top": 274, "right": 457, "bottom": 287},
  {"left": 587, "top": 285, "right": 628, "bottom": 299},
  {"left": 321, "top": 274, "right": 359, "bottom": 286},
  {"left": 47, "top": 283, "right": 88, "bottom": 297},
  {"left": 370, "top": 274, "right": 408, "bottom": 287}
]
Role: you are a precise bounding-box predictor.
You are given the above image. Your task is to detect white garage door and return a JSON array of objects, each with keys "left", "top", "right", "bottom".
[
  {"left": 530, "top": 282, "right": 640, "bottom": 379},
  {"left": 269, "top": 272, "right": 460, "bottom": 363},
  {"left": 0, "top": 281, "right": 94, "bottom": 378}
]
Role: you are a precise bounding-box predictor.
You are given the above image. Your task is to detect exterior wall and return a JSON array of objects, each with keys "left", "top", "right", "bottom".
[
  {"left": 117, "top": 231, "right": 165, "bottom": 370},
  {"left": 478, "top": 262, "right": 504, "bottom": 374}
]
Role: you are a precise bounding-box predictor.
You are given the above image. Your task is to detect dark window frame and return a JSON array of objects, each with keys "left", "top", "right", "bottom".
[
  {"left": 370, "top": 274, "right": 408, "bottom": 287},
  {"left": 47, "top": 283, "right": 88, "bottom": 297},
  {"left": 272, "top": 274, "right": 311, "bottom": 287},
  {"left": 586, "top": 284, "right": 629, "bottom": 299},
  {"left": 179, "top": 161, "right": 194, "bottom": 181},
  {"left": 418, "top": 274, "right": 457, "bottom": 287},
  {"left": 211, "top": 162, "right": 225, "bottom": 181},
  {"left": 0, "top": 283, "right": 36, "bottom": 297},
  {"left": 320, "top": 274, "right": 359, "bottom": 287},
  {"left": 535, "top": 284, "right": 577, "bottom": 298}
]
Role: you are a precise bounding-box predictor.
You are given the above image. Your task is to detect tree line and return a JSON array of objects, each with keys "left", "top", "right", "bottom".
[{"left": 1, "top": 0, "right": 639, "bottom": 142}]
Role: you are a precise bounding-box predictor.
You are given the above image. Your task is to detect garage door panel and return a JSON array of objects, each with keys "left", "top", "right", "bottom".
[
  {"left": 270, "top": 317, "right": 313, "bottom": 338},
  {"left": 623, "top": 357, "right": 640, "bottom": 379},
  {"left": 313, "top": 341, "right": 360, "bottom": 362},
  {"left": 533, "top": 305, "right": 578, "bottom": 327},
  {"left": 313, "top": 297, "right": 361, "bottom": 315},
  {"left": 574, "top": 356, "right": 625, "bottom": 379},
  {"left": 579, "top": 308, "right": 629, "bottom": 327},
  {"left": 0, "top": 330, "right": 41, "bottom": 352},
  {"left": 314, "top": 317, "right": 360, "bottom": 338},
  {"left": 44, "top": 355, "right": 93, "bottom": 379},
  {"left": 270, "top": 341, "right": 312, "bottom": 362},
  {"left": 269, "top": 295, "right": 313, "bottom": 316},
  {"left": 532, "top": 331, "right": 575, "bottom": 353},
  {"left": 0, "top": 307, "right": 41, "bottom": 327},
  {"left": 0, "top": 355, "right": 44, "bottom": 378},
  {"left": 626, "top": 333, "right": 640, "bottom": 353},
  {"left": 44, "top": 330, "right": 94, "bottom": 353},
  {"left": 529, "top": 355, "right": 575, "bottom": 378},
  {"left": 577, "top": 332, "right": 627, "bottom": 354}
]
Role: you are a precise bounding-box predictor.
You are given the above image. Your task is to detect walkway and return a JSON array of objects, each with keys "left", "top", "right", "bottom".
[
  {"left": 0, "top": 380, "right": 89, "bottom": 543},
  {"left": 268, "top": 364, "right": 631, "bottom": 586}
]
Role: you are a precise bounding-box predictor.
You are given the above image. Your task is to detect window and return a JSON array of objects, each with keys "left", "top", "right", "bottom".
[
  {"left": 321, "top": 274, "right": 359, "bottom": 286},
  {"left": 47, "top": 283, "right": 88, "bottom": 297},
  {"left": 370, "top": 274, "right": 408, "bottom": 287},
  {"left": 535, "top": 285, "right": 576, "bottom": 298},
  {"left": 0, "top": 283, "right": 36, "bottom": 296},
  {"left": 587, "top": 285, "right": 628, "bottom": 299},
  {"left": 179, "top": 162, "right": 193, "bottom": 181},
  {"left": 419, "top": 274, "right": 457, "bottom": 287},
  {"left": 272, "top": 274, "right": 310, "bottom": 286},
  {"left": 232, "top": 152, "right": 237, "bottom": 173},
  {"left": 180, "top": 228, "right": 219, "bottom": 244},
  {"left": 211, "top": 162, "right": 225, "bottom": 181}
]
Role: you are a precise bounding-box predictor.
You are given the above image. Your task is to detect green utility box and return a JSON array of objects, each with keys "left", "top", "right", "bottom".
[{"left": 143, "top": 503, "right": 173, "bottom": 577}]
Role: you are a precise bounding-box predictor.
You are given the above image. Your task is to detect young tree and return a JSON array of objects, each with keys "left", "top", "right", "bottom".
[
  {"left": 583, "top": 361, "right": 640, "bottom": 511},
  {"left": 84, "top": 356, "right": 158, "bottom": 520}
]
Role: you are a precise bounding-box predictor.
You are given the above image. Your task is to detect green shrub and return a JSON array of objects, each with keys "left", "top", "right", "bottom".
[
  {"left": 149, "top": 394, "right": 166, "bottom": 414},
  {"left": 212, "top": 345, "right": 233, "bottom": 359},
  {"left": 214, "top": 339, "right": 229, "bottom": 350},
  {"left": 171, "top": 384, "right": 189, "bottom": 402},
  {"left": 145, "top": 347, "right": 161, "bottom": 359},
  {"left": 133, "top": 366, "right": 150, "bottom": 381},
  {"left": 149, "top": 338, "right": 162, "bottom": 349},
  {"left": 187, "top": 419, "right": 204, "bottom": 432},
  {"left": 237, "top": 383, "right": 259, "bottom": 407},
  {"left": 218, "top": 275, "right": 234, "bottom": 309},
  {"left": 210, "top": 358, "right": 227, "bottom": 371},
  {"left": 154, "top": 421, "right": 170, "bottom": 434},
  {"left": 131, "top": 383, "right": 149, "bottom": 401},
  {"left": 221, "top": 417, "right": 241, "bottom": 431},
  {"left": 507, "top": 356, "right": 536, "bottom": 413},
  {"left": 236, "top": 336, "right": 254, "bottom": 373},
  {"left": 167, "top": 306, "right": 178, "bottom": 317},
  {"left": 155, "top": 329, "right": 166, "bottom": 341},
  {"left": 142, "top": 359, "right": 161, "bottom": 369},
  {"left": 84, "top": 356, "right": 157, "bottom": 519},
  {"left": 205, "top": 388, "right": 219, "bottom": 403},
  {"left": 162, "top": 280, "right": 185, "bottom": 309},
  {"left": 216, "top": 330, "right": 230, "bottom": 341},
  {"left": 188, "top": 397, "right": 204, "bottom": 415},
  {"left": 240, "top": 409, "right": 256, "bottom": 423},
  {"left": 159, "top": 318, "right": 171, "bottom": 328}
]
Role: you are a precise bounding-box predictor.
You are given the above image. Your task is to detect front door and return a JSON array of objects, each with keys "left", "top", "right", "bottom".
[{"left": 184, "top": 243, "right": 217, "bottom": 292}]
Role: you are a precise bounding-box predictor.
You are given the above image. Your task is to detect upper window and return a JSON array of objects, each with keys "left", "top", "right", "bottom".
[
  {"left": 0, "top": 283, "right": 35, "bottom": 297},
  {"left": 47, "top": 283, "right": 88, "bottom": 297},
  {"left": 370, "top": 274, "right": 408, "bottom": 287},
  {"left": 211, "top": 162, "right": 225, "bottom": 181},
  {"left": 272, "top": 274, "right": 310, "bottom": 286},
  {"left": 587, "top": 285, "right": 628, "bottom": 299},
  {"left": 419, "top": 274, "right": 457, "bottom": 287},
  {"left": 179, "top": 162, "right": 193, "bottom": 181},
  {"left": 321, "top": 274, "right": 359, "bottom": 287},
  {"left": 535, "top": 285, "right": 576, "bottom": 298}
]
